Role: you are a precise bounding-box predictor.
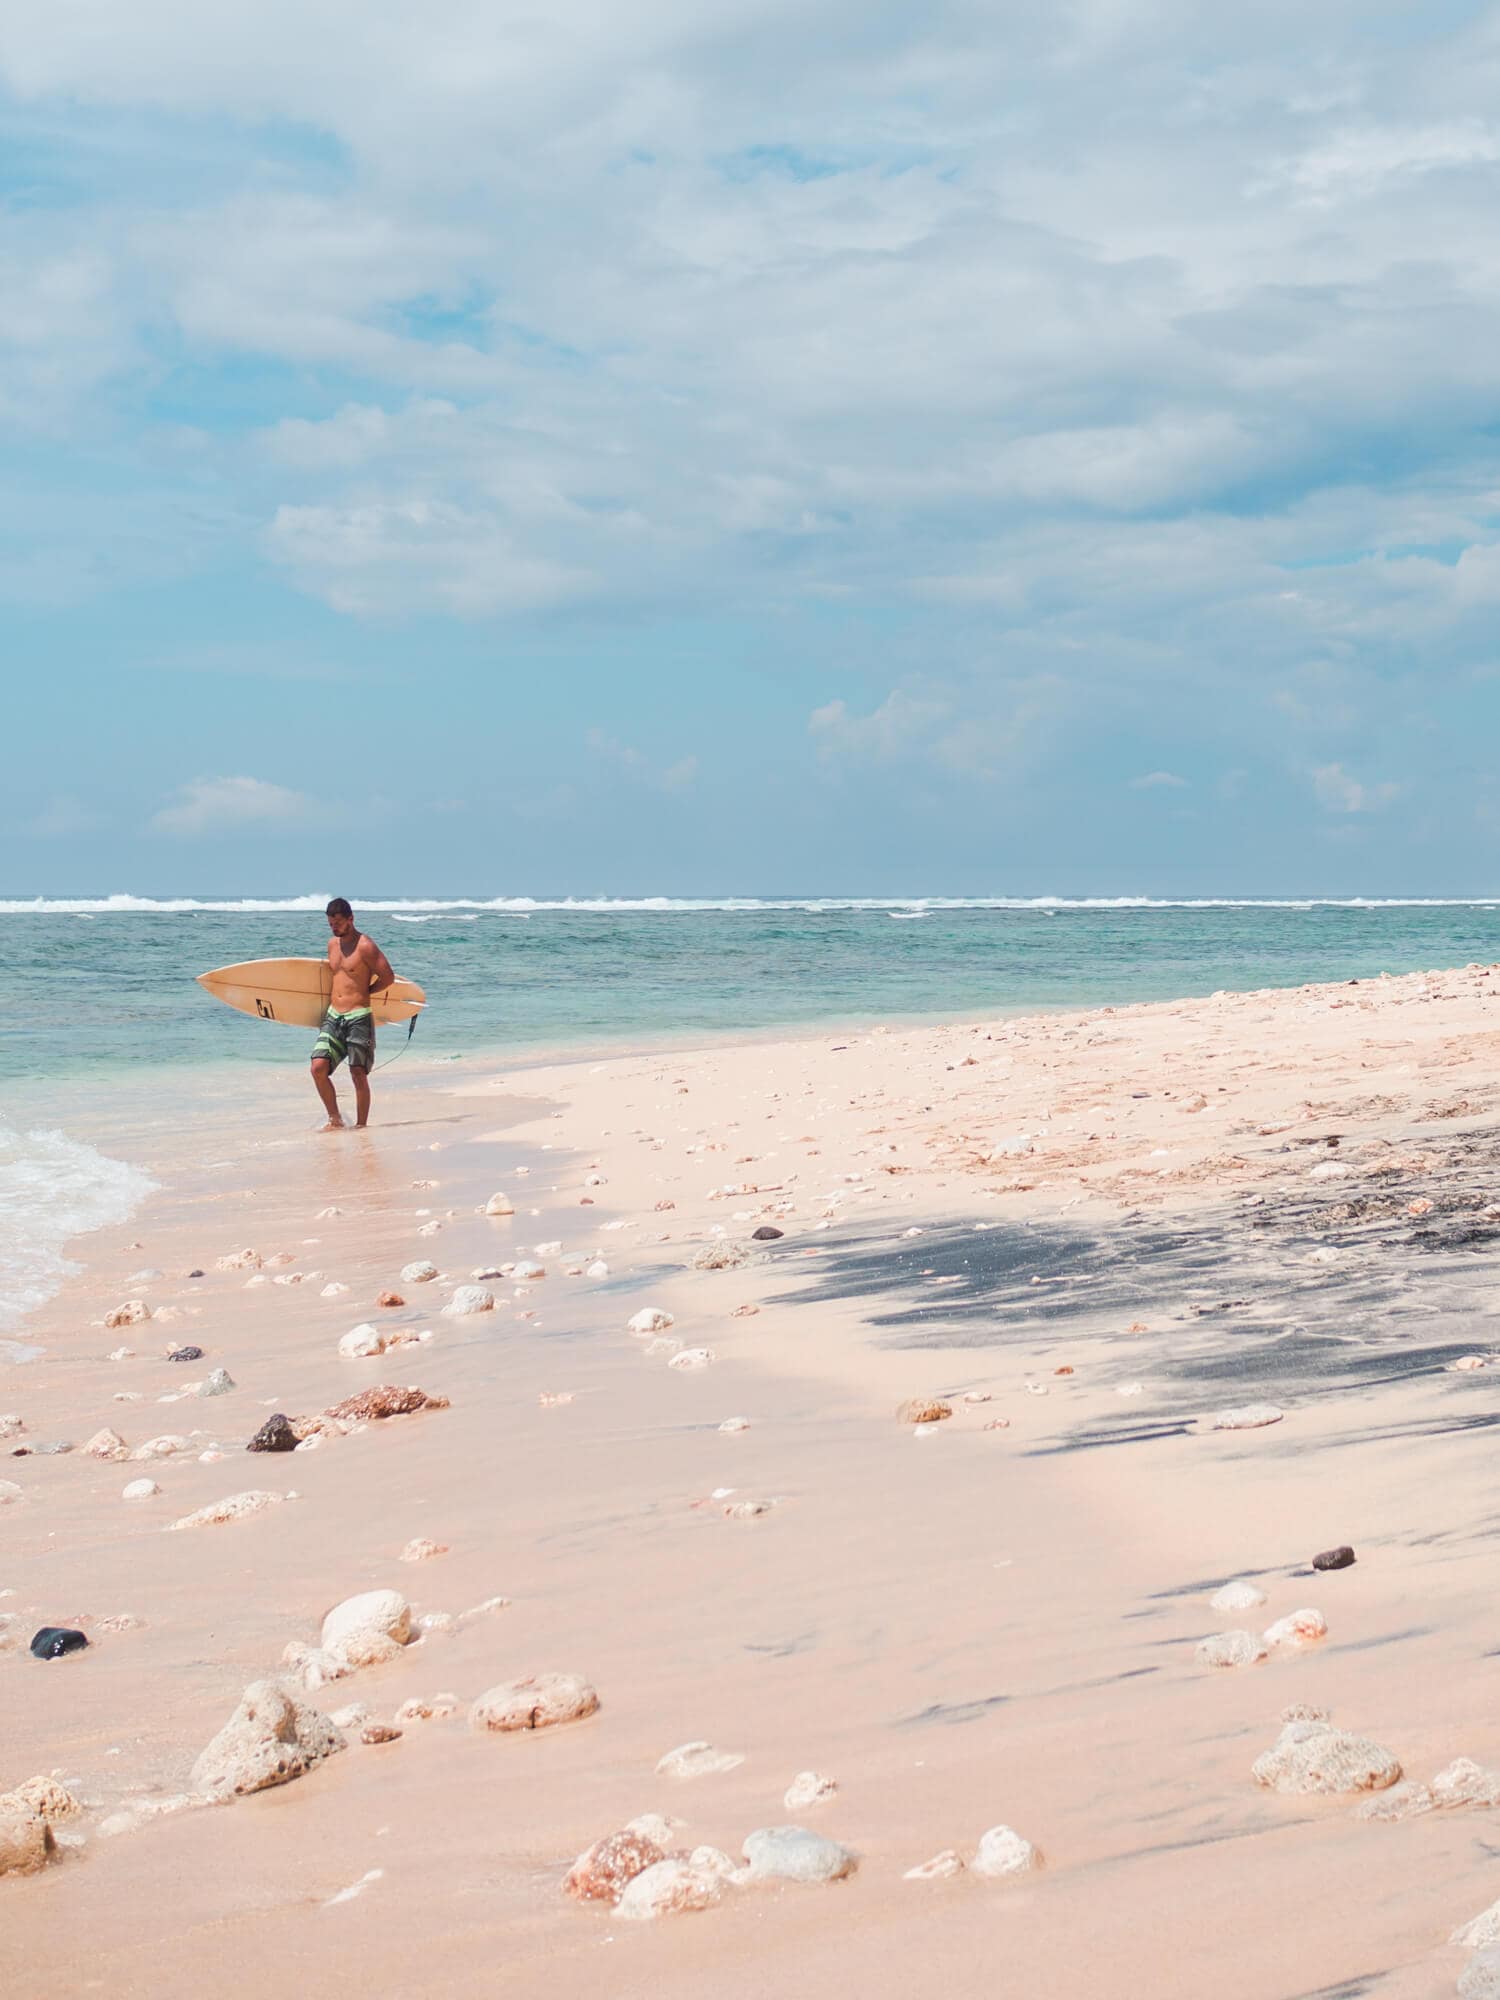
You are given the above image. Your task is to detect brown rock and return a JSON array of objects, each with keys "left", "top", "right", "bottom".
[
  {"left": 375, "top": 1292, "right": 405, "bottom": 1308},
  {"left": 361, "top": 1724, "right": 403, "bottom": 1745},
  {"left": 0, "top": 1810, "right": 53, "bottom": 1877},
  {"left": 896, "top": 1399, "right": 952, "bottom": 1425},
  {"left": 470, "top": 1673, "right": 599, "bottom": 1733},
  {"left": 564, "top": 1828, "right": 666, "bottom": 1904},
  {"left": 321, "top": 1385, "right": 450, "bottom": 1427}
]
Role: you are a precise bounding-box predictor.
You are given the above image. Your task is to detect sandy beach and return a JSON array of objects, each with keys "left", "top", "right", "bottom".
[{"left": 11, "top": 962, "right": 1500, "bottom": 1997}]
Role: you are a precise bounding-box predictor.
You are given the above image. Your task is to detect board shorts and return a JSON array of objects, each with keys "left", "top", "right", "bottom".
[{"left": 311, "top": 1007, "right": 375, "bottom": 1074}]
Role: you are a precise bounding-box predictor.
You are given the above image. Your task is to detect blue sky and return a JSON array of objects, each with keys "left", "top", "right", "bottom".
[{"left": 6, "top": 0, "right": 1500, "bottom": 895}]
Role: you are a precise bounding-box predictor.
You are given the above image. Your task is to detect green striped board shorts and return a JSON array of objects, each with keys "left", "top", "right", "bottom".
[{"left": 311, "top": 1007, "right": 375, "bottom": 1074}]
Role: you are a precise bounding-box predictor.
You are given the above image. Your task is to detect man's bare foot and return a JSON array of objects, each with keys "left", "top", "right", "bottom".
[{"left": 319, "top": 1116, "right": 345, "bottom": 1132}]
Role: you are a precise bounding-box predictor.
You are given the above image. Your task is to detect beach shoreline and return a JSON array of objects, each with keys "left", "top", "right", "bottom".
[{"left": 9, "top": 961, "right": 1500, "bottom": 1996}]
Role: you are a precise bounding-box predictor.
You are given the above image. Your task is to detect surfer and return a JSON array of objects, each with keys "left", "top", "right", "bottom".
[{"left": 310, "top": 899, "right": 395, "bottom": 1129}]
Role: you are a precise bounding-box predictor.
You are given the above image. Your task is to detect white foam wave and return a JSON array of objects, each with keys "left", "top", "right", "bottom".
[
  {"left": 8, "top": 893, "right": 1500, "bottom": 915},
  {"left": 0, "top": 1124, "right": 156, "bottom": 1337}
]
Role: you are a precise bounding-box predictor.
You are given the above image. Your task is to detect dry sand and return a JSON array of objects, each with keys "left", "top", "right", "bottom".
[{"left": 10, "top": 962, "right": 1500, "bottom": 1996}]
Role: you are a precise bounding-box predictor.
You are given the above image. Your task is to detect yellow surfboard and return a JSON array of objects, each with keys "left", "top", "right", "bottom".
[{"left": 195, "top": 958, "right": 426, "bottom": 1029}]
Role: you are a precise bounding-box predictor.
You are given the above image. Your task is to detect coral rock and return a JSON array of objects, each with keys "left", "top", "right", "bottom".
[
  {"left": 1460, "top": 1949, "right": 1500, "bottom": 1999},
  {"left": 564, "top": 1829, "right": 666, "bottom": 1904},
  {"left": 376, "top": 1292, "right": 405, "bottom": 1308},
  {"left": 972, "top": 1825, "right": 1043, "bottom": 1878},
  {"left": 191, "top": 1679, "right": 346, "bottom": 1796},
  {"left": 400, "top": 1537, "right": 448, "bottom": 1562},
  {"left": 215, "top": 1249, "right": 262, "bottom": 1272},
  {"left": 741, "top": 1825, "right": 857, "bottom": 1883},
  {"left": 84, "top": 1427, "right": 130, "bottom": 1461},
  {"left": 1195, "top": 1630, "right": 1268, "bottom": 1669},
  {"left": 784, "top": 1771, "right": 838, "bottom": 1810},
  {"left": 1453, "top": 1897, "right": 1500, "bottom": 1951},
  {"left": 1208, "top": 1579, "right": 1267, "bottom": 1613},
  {"left": 401, "top": 1261, "right": 440, "bottom": 1284},
  {"left": 1263, "top": 1608, "right": 1328, "bottom": 1651},
  {"left": 338, "top": 1324, "right": 387, "bottom": 1360},
  {"left": 628, "top": 1308, "right": 674, "bottom": 1335},
  {"left": 1433, "top": 1757, "right": 1500, "bottom": 1809},
  {"left": 1212, "top": 1403, "right": 1284, "bottom": 1430},
  {"left": 905, "top": 1850, "right": 966, "bottom": 1880},
  {"left": 470, "top": 1673, "right": 599, "bottom": 1732},
  {"left": 616, "top": 1857, "right": 725, "bottom": 1920},
  {"left": 322, "top": 1385, "right": 448, "bottom": 1427},
  {"left": 321, "top": 1590, "right": 412, "bottom": 1670},
  {"left": 442, "top": 1286, "right": 494, "bottom": 1317},
  {"left": 104, "top": 1300, "right": 151, "bottom": 1328},
  {"left": 656, "top": 1740, "right": 745, "bottom": 1779},
  {"left": 169, "top": 1490, "right": 286, "bottom": 1530},
  {"left": 896, "top": 1399, "right": 952, "bottom": 1426},
  {"left": 1252, "top": 1718, "right": 1400, "bottom": 1795},
  {"left": 668, "top": 1347, "right": 714, "bottom": 1370},
  {"left": 691, "top": 1239, "right": 751, "bottom": 1271},
  {"left": 360, "top": 1724, "right": 402, "bottom": 1745},
  {"left": 0, "top": 1778, "right": 80, "bottom": 1824}
]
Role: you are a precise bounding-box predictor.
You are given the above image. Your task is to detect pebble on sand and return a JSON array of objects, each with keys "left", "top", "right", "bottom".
[
  {"left": 215, "top": 1250, "right": 262, "bottom": 1272},
  {"left": 656, "top": 1740, "right": 745, "bottom": 1779},
  {"left": 400, "top": 1261, "right": 440, "bottom": 1284},
  {"left": 104, "top": 1300, "right": 151, "bottom": 1328},
  {"left": 199, "top": 1368, "right": 236, "bottom": 1397},
  {"left": 896, "top": 1399, "right": 952, "bottom": 1425},
  {"left": 30, "top": 1626, "right": 88, "bottom": 1659},
  {"left": 1208, "top": 1580, "right": 1267, "bottom": 1614},
  {"left": 741, "top": 1825, "right": 857, "bottom": 1883},
  {"left": 1195, "top": 1630, "right": 1268, "bottom": 1669},
  {"left": 1211, "top": 1403, "right": 1285, "bottom": 1430},
  {"left": 168, "top": 1490, "right": 288, "bottom": 1531},
  {"left": 905, "top": 1850, "right": 966, "bottom": 1880},
  {"left": 484, "top": 1193, "right": 515, "bottom": 1216},
  {"left": 166, "top": 1347, "right": 204, "bottom": 1363},
  {"left": 784, "top": 1771, "right": 838, "bottom": 1810},
  {"left": 442, "top": 1286, "right": 494, "bottom": 1317},
  {"left": 247, "top": 1414, "right": 299, "bottom": 1453},
  {"left": 719, "top": 1416, "right": 751, "bottom": 1433},
  {"left": 668, "top": 1347, "right": 714, "bottom": 1370},
  {"left": 191, "top": 1680, "right": 346, "bottom": 1796},
  {"left": 320, "top": 1590, "right": 413, "bottom": 1671},
  {"left": 338, "top": 1324, "right": 387, "bottom": 1359},
  {"left": 400, "top": 1537, "right": 448, "bottom": 1562},
  {"left": 628, "top": 1308, "right": 674, "bottom": 1334},
  {"left": 84, "top": 1428, "right": 130, "bottom": 1461},
  {"left": 1263, "top": 1608, "right": 1328, "bottom": 1651},
  {"left": 1252, "top": 1716, "right": 1401, "bottom": 1795},
  {"left": 692, "top": 1240, "right": 752, "bottom": 1271},
  {"left": 1312, "top": 1545, "right": 1356, "bottom": 1571},
  {"left": 375, "top": 1291, "right": 405, "bottom": 1308},
  {"left": 122, "top": 1477, "right": 161, "bottom": 1501},
  {"left": 470, "top": 1673, "right": 599, "bottom": 1732},
  {"left": 972, "top": 1826, "right": 1043, "bottom": 1878}
]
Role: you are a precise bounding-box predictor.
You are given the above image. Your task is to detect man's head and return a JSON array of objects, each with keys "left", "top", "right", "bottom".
[{"left": 326, "top": 896, "right": 354, "bottom": 937}]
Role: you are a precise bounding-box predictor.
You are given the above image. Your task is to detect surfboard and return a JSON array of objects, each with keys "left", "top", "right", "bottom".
[{"left": 194, "top": 958, "right": 427, "bottom": 1030}]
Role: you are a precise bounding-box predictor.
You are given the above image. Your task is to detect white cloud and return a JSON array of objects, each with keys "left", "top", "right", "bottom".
[
  {"left": 1310, "top": 762, "right": 1400, "bottom": 815},
  {"left": 1130, "top": 770, "right": 1188, "bottom": 789},
  {"left": 585, "top": 729, "right": 699, "bottom": 792},
  {"left": 150, "top": 775, "right": 315, "bottom": 835}
]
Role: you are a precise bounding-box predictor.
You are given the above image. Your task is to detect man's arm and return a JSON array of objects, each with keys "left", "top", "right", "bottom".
[{"left": 366, "top": 939, "right": 396, "bottom": 995}]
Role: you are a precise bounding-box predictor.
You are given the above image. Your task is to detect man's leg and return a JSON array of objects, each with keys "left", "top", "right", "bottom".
[
  {"left": 351, "top": 1063, "right": 371, "bottom": 1128},
  {"left": 311, "top": 1057, "right": 343, "bottom": 1129}
]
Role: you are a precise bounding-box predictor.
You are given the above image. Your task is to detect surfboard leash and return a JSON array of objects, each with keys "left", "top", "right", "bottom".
[{"left": 371, "top": 1013, "right": 420, "bottom": 1072}]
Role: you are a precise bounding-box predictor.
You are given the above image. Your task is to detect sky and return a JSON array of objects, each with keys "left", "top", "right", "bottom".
[{"left": 6, "top": 0, "right": 1500, "bottom": 896}]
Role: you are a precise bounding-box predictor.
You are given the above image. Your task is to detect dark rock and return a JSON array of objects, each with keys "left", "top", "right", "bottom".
[
  {"left": 167, "top": 1346, "right": 204, "bottom": 1363},
  {"left": 30, "top": 1627, "right": 88, "bottom": 1661},
  {"left": 1312, "top": 1546, "right": 1356, "bottom": 1572},
  {"left": 247, "top": 1414, "right": 299, "bottom": 1454},
  {"left": 186, "top": 1270, "right": 205, "bottom": 1279},
  {"left": 752, "top": 1226, "right": 785, "bottom": 1241}
]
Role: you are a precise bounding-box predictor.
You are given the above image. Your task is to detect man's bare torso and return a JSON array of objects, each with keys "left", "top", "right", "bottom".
[{"left": 328, "top": 930, "right": 382, "bottom": 1011}]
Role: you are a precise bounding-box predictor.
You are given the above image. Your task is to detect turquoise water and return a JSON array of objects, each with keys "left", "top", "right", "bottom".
[
  {"left": 4, "top": 892, "right": 1500, "bottom": 1336},
  {"left": 5, "top": 895, "right": 1500, "bottom": 1089}
]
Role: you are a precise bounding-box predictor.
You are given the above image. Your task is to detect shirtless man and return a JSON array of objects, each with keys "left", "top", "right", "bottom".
[{"left": 310, "top": 898, "right": 394, "bottom": 1129}]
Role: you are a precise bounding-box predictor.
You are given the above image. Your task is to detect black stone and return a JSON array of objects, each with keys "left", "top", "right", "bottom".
[
  {"left": 247, "top": 1413, "right": 299, "bottom": 1454},
  {"left": 751, "top": 1226, "right": 785, "bottom": 1241},
  {"left": 30, "top": 1627, "right": 88, "bottom": 1660},
  {"left": 1311, "top": 1545, "right": 1356, "bottom": 1571},
  {"left": 186, "top": 1270, "right": 205, "bottom": 1279},
  {"left": 167, "top": 1346, "right": 204, "bottom": 1363}
]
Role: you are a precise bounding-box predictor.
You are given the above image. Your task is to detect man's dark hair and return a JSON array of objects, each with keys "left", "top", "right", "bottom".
[{"left": 326, "top": 897, "right": 353, "bottom": 919}]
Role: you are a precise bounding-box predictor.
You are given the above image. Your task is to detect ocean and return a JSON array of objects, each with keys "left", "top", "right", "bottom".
[{"left": 5, "top": 891, "right": 1500, "bottom": 1336}]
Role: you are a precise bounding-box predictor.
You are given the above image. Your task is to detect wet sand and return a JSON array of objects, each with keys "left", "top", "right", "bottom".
[{"left": 10, "top": 963, "right": 1500, "bottom": 1997}]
